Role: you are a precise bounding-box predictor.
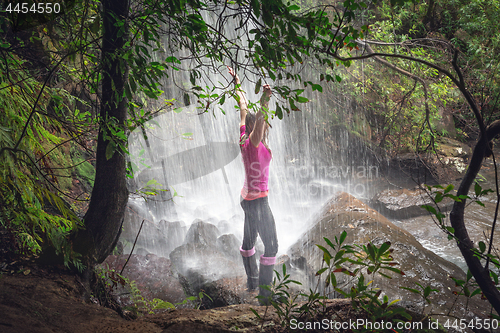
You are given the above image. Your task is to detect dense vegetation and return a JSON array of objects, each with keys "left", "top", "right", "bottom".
[{"left": 1, "top": 0, "right": 500, "bottom": 317}]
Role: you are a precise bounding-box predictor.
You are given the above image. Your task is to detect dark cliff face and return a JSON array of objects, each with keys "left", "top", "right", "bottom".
[{"left": 287, "top": 191, "right": 489, "bottom": 319}]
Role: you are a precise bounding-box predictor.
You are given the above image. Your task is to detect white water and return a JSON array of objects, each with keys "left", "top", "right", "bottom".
[{"left": 124, "top": 6, "right": 394, "bottom": 257}]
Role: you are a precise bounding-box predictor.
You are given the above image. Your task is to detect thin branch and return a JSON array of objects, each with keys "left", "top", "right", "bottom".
[{"left": 120, "top": 220, "right": 145, "bottom": 275}]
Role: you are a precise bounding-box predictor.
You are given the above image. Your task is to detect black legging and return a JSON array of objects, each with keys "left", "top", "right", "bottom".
[{"left": 240, "top": 196, "right": 278, "bottom": 258}]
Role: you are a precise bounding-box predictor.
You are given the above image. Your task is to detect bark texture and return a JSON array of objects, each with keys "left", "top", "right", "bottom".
[
  {"left": 449, "top": 120, "right": 500, "bottom": 315},
  {"left": 73, "top": 0, "right": 130, "bottom": 266}
]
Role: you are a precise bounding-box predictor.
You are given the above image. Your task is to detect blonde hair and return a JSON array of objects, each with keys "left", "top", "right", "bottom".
[{"left": 242, "top": 112, "right": 271, "bottom": 153}]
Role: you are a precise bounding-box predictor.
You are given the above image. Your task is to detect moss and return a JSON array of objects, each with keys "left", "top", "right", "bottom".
[
  {"left": 40, "top": 140, "right": 73, "bottom": 192},
  {"left": 75, "top": 159, "right": 95, "bottom": 188},
  {"left": 70, "top": 143, "right": 95, "bottom": 188}
]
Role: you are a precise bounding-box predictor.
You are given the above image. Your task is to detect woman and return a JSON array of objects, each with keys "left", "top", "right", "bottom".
[{"left": 228, "top": 66, "right": 278, "bottom": 304}]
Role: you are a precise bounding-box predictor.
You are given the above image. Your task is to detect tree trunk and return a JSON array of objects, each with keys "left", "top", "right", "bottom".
[
  {"left": 73, "top": 0, "right": 130, "bottom": 267},
  {"left": 449, "top": 120, "right": 500, "bottom": 315}
]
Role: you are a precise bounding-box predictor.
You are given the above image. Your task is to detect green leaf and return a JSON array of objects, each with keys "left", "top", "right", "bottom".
[
  {"left": 379, "top": 241, "right": 391, "bottom": 255},
  {"left": 255, "top": 78, "right": 262, "bottom": 94},
  {"left": 311, "top": 84, "right": 323, "bottom": 92},
  {"left": 475, "top": 182, "right": 481, "bottom": 197},
  {"left": 400, "top": 287, "right": 420, "bottom": 294},
  {"left": 470, "top": 288, "right": 482, "bottom": 298},
  {"left": 317, "top": 245, "right": 331, "bottom": 266},
  {"left": 330, "top": 272, "right": 337, "bottom": 286},
  {"left": 421, "top": 204, "right": 437, "bottom": 215},
  {"left": 324, "top": 237, "right": 336, "bottom": 250},
  {"left": 250, "top": 0, "right": 260, "bottom": 18},
  {"left": 334, "top": 249, "right": 345, "bottom": 262},
  {"left": 219, "top": 93, "right": 226, "bottom": 105},
  {"left": 165, "top": 56, "right": 181, "bottom": 64},
  {"left": 366, "top": 243, "right": 376, "bottom": 260},
  {"left": 435, "top": 192, "right": 443, "bottom": 203},
  {"left": 146, "top": 179, "right": 158, "bottom": 186},
  {"left": 479, "top": 241, "right": 486, "bottom": 253},
  {"left": 339, "top": 231, "right": 347, "bottom": 246},
  {"left": 105, "top": 140, "right": 116, "bottom": 160},
  {"left": 250, "top": 307, "right": 261, "bottom": 319},
  {"left": 276, "top": 104, "right": 283, "bottom": 120}
]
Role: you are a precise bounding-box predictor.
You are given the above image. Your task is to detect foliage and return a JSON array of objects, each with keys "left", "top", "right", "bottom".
[
  {"left": 0, "top": 47, "right": 85, "bottom": 269},
  {"left": 252, "top": 264, "right": 316, "bottom": 329},
  {"left": 316, "top": 231, "right": 412, "bottom": 332},
  {"left": 253, "top": 230, "right": 497, "bottom": 331},
  {"left": 400, "top": 282, "right": 438, "bottom": 315},
  {"left": 252, "top": 232, "right": 418, "bottom": 332},
  {"left": 421, "top": 182, "right": 493, "bottom": 243},
  {"left": 2, "top": 0, "right": 500, "bottom": 314},
  {"left": 95, "top": 264, "right": 211, "bottom": 314},
  {"left": 421, "top": 182, "right": 500, "bottom": 314}
]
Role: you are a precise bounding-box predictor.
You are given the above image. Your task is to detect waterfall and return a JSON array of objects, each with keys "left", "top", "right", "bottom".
[{"left": 122, "top": 6, "right": 381, "bottom": 257}]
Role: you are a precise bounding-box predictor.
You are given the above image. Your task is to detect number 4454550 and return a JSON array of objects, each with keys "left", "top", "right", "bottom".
[{"left": 4, "top": 2, "right": 61, "bottom": 14}]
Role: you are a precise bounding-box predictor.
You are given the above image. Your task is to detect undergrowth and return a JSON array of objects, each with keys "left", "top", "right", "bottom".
[{"left": 251, "top": 231, "right": 486, "bottom": 332}]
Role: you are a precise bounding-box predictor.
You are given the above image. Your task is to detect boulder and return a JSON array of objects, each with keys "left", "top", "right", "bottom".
[
  {"left": 121, "top": 218, "right": 169, "bottom": 256},
  {"left": 216, "top": 234, "right": 243, "bottom": 265},
  {"left": 194, "top": 276, "right": 248, "bottom": 309},
  {"left": 369, "top": 187, "right": 454, "bottom": 219},
  {"left": 217, "top": 220, "right": 231, "bottom": 235},
  {"left": 184, "top": 220, "right": 220, "bottom": 246},
  {"left": 158, "top": 220, "right": 187, "bottom": 255},
  {"left": 387, "top": 138, "right": 471, "bottom": 185},
  {"left": 388, "top": 153, "right": 439, "bottom": 185},
  {"left": 169, "top": 243, "right": 245, "bottom": 302},
  {"left": 287, "top": 192, "right": 490, "bottom": 319},
  {"left": 120, "top": 200, "right": 176, "bottom": 256},
  {"left": 435, "top": 137, "right": 471, "bottom": 158},
  {"left": 102, "top": 254, "right": 185, "bottom": 308},
  {"left": 121, "top": 200, "right": 154, "bottom": 243}
]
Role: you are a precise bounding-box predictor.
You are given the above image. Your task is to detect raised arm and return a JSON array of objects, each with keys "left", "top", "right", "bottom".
[
  {"left": 249, "top": 84, "right": 272, "bottom": 148},
  {"left": 227, "top": 66, "right": 248, "bottom": 128}
]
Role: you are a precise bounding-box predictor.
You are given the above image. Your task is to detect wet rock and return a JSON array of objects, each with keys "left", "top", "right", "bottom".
[
  {"left": 276, "top": 254, "right": 291, "bottom": 273},
  {"left": 169, "top": 243, "right": 246, "bottom": 308},
  {"left": 387, "top": 138, "right": 471, "bottom": 185},
  {"left": 217, "top": 220, "right": 231, "bottom": 234},
  {"left": 121, "top": 200, "right": 154, "bottom": 243},
  {"left": 222, "top": 214, "right": 244, "bottom": 241},
  {"left": 135, "top": 248, "right": 151, "bottom": 256},
  {"left": 102, "top": 254, "right": 185, "bottom": 308},
  {"left": 170, "top": 243, "right": 243, "bottom": 286},
  {"left": 194, "top": 276, "right": 247, "bottom": 309},
  {"left": 121, "top": 218, "right": 169, "bottom": 256},
  {"left": 388, "top": 153, "right": 439, "bottom": 185},
  {"left": 158, "top": 220, "right": 187, "bottom": 255},
  {"left": 184, "top": 221, "right": 220, "bottom": 246},
  {"left": 288, "top": 192, "right": 490, "bottom": 319},
  {"left": 369, "top": 187, "right": 454, "bottom": 219},
  {"left": 193, "top": 205, "right": 217, "bottom": 222},
  {"left": 216, "top": 234, "right": 242, "bottom": 264},
  {"left": 120, "top": 200, "right": 176, "bottom": 256},
  {"left": 436, "top": 137, "right": 471, "bottom": 158}
]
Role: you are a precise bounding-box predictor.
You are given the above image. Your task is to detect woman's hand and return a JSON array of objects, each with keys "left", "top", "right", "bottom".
[
  {"left": 260, "top": 84, "right": 272, "bottom": 106},
  {"left": 262, "top": 84, "right": 272, "bottom": 97},
  {"left": 227, "top": 66, "right": 240, "bottom": 85}
]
